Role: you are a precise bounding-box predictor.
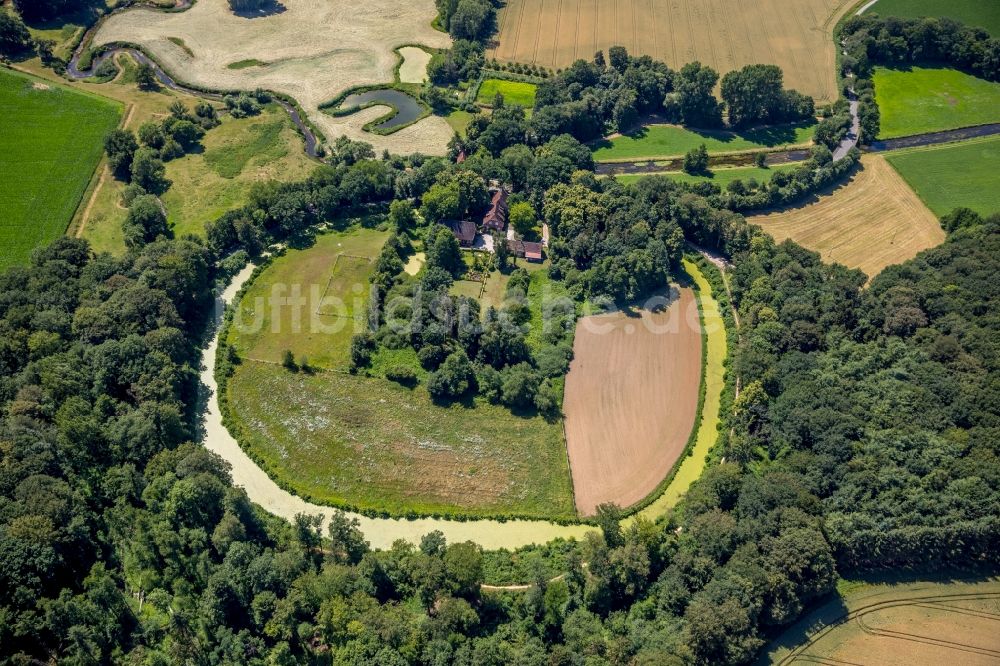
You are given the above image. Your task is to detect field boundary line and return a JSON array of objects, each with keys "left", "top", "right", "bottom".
[
  {"left": 72, "top": 101, "right": 135, "bottom": 238},
  {"left": 315, "top": 252, "right": 374, "bottom": 316}
]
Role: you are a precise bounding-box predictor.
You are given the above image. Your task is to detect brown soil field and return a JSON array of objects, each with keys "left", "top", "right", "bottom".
[
  {"left": 563, "top": 286, "right": 702, "bottom": 516},
  {"left": 750, "top": 155, "right": 945, "bottom": 279},
  {"left": 489, "top": 0, "right": 855, "bottom": 102},
  {"left": 786, "top": 592, "right": 1000, "bottom": 665},
  {"left": 94, "top": 0, "right": 452, "bottom": 154}
]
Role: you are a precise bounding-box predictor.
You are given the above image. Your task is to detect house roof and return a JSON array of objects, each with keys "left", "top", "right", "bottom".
[
  {"left": 507, "top": 239, "right": 543, "bottom": 259},
  {"left": 445, "top": 219, "right": 477, "bottom": 243},
  {"left": 482, "top": 188, "right": 509, "bottom": 231}
]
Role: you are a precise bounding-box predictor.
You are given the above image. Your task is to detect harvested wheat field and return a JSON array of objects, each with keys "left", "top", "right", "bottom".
[
  {"left": 781, "top": 587, "right": 1000, "bottom": 665},
  {"left": 94, "top": 0, "right": 452, "bottom": 154},
  {"left": 750, "top": 155, "right": 945, "bottom": 279},
  {"left": 563, "top": 286, "right": 702, "bottom": 516},
  {"left": 490, "top": 0, "right": 854, "bottom": 102}
]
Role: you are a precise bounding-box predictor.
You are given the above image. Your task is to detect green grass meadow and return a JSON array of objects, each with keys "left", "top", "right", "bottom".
[
  {"left": 874, "top": 66, "right": 1000, "bottom": 138},
  {"left": 0, "top": 68, "right": 121, "bottom": 269},
  {"left": 224, "top": 225, "right": 576, "bottom": 519},
  {"left": 592, "top": 121, "right": 816, "bottom": 162},
  {"left": 476, "top": 79, "right": 537, "bottom": 107},
  {"left": 226, "top": 362, "right": 576, "bottom": 519},
  {"left": 226, "top": 226, "right": 388, "bottom": 369},
  {"left": 885, "top": 136, "right": 1000, "bottom": 217},
  {"left": 868, "top": 0, "right": 1000, "bottom": 35},
  {"left": 611, "top": 163, "right": 801, "bottom": 187}
]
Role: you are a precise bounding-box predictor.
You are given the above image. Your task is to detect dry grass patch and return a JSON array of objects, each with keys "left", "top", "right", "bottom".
[
  {"left": 749, "top": 155, "right": 945, "bottom": 279},
  {"left": 563, "top": 286, "right": 702, "bottom": 516},
  {"left": 398, "top": 46, "right": 432, "bottom": 84},
  {"left": 490, "top": 0, "right": 854, "bottom": 102},
  {"left": 772, "top": 578, "right": 1000, "bottom": 666},
  {"left": 93, "top": 0, "right": 452, "bottom": 154}
]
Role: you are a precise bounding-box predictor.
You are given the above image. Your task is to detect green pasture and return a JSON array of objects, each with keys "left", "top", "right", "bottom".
[
  {"left": 868, "top": 0, "right": 1000, "bottom": 34},
  {"left": 476, "top": 79, "right": 537, "bottom": 107},
  {"left": 225, "top": 362, "right": 576, "bottom": 519},
  {"left": 886, "top": 136, "right": 1000, "bottom": 217},
  {"left": 0, "top": 68, "right": 120, "bottom": 269},
  {"left": 874, "top": 66, "right": 1000, "bottom": 138},
  {"left": 592, "top": 121, "right": 816, "bottom": 162},
  {"left": 226, "top": 226, "right": 389, "bottom": 370}
]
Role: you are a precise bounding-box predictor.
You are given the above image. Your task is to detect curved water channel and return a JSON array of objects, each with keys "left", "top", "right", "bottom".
[
  {"left": 200, "top": 258, "right": 727, "bottom": 549},
  {"left": 65, "top": 0, "right": 321, "bottom": 157},
  {"left": 337, "top": 88, "right": 425, "bottom": 132}
]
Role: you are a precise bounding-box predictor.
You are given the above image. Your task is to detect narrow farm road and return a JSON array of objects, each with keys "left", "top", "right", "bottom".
[
  {"left": 833, "top": 92, "right": 860, "bottom": 161},
  {"left": 199, "top": 259, "right": 728, "bottom": 550}
]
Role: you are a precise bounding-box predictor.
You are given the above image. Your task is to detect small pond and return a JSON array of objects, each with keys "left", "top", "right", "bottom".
[{"left": 340, "top": 88, "right": 423, "bottom": 131}]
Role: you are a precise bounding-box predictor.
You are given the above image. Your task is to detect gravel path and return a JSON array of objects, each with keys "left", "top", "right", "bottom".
[{"left": 199, "top": 263, "right": 596, "bottom": 549}]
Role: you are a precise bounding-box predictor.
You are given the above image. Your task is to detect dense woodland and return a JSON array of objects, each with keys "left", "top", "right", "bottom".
[
  {"left": 4, "top": 118, "right": 1000, "bottom": 661},
  {"left": 2, "top": 4, "right": 999, "bottom": 664}
]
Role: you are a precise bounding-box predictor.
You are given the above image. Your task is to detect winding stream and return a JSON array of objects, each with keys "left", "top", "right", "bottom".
[
  {"left": 65, "top": 0, "right": 321, "bottom": 157},
  {"left": 200, "top": 264, "right": 596, "bottom": 549}
]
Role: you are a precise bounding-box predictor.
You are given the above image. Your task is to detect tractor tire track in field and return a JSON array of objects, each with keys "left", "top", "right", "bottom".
[
  {"left": 73, "top": 102, "right": 135, "bottom": 238},
  {"left": 779, "top": 592, "right": 1000, "bottom": 665}
]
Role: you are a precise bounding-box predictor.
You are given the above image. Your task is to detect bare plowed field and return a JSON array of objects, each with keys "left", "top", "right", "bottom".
[
  {"left": 94, "top": 0, "right": 452, "bottom": 154},
  {"left": 489, "top": 0, "right": 854, "bottom": 102},
  {"left": 750, "top": 155, "right": 945, "bottom": 278},
  {"left": 563, "top": 286, "right": 702, "bottom": 516}
]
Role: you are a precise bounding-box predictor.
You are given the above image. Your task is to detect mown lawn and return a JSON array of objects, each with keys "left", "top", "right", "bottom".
[
  {"left": 226, "top": 361, "right": 575, "bottom": 519},
  {"left": 612, "top": 163, "right": 801, "bottom": 187},
  {"left": 0, "top": 68, "right": 121, "bottom": 269},
  {"left": 592, "top": 121, "right": 816, "bottom": 162},
  {"left": 868, "top": 0, "right": 1000, "bottom": 35},
  {"left": 226, "top": 226, "right": 389, "bottom": 369},
  {"left": 885, "top": 136, "right": 1000, "bottom": 217},
  {"left": 476, "top": 79, "right": 537, "bottom": 107},
  {"left": 873, "top": 66, "right": 1000, "bottom": 138}
]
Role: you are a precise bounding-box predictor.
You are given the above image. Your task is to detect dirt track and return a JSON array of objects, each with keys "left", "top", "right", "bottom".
[{"left": 563, "top": 287, "right": 702, "bottom": 516}]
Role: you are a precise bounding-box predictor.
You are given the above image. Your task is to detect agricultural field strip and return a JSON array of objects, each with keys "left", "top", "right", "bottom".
[
  {"left": 0, "top": 68, "right": 121, "bottom": 269},
  {"left": 625, "top": 258, "right": 727, "bottom": 524},
  {"left": 592, "top": 122, "right": 818, "bottom": 163},
  {"left": 883, "top": 134, "right": 1000, "bottom": 218},
  {"left": 749, "top": 155, "right": 944, "bottom": 279},
  {"left": 563, "top": 287, "right": 703, "bottom": 515},
  {"left": 489, "top": 0, "right": 855, "bottom": 102},
  {"left": 92, "top": 0, "right": 454, "bottom": 155},
  {"left": 873, "top": 66, "right": 1000, "bottom": 140},
  {"left": 203, "top": 260, "right": 727, "bottom": 548},
  {"left": 779, "top": 590, "right": 1000, "bottom": 664}
]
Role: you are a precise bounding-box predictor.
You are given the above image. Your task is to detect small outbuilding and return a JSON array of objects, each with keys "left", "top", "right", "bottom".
[{"left": 508, "top": 239, "right": 544, "bottom": 262}]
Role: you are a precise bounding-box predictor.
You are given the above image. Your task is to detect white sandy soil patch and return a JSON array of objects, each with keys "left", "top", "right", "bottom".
[
  {"left": 403, "top": 251, "right": 426, "bottom": 275},
  {"left": 398, "top": 46, "right": 432, "bottom": 84},
  {"left": 94, "top": 0, "right": 452, "bottom": 154}
]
